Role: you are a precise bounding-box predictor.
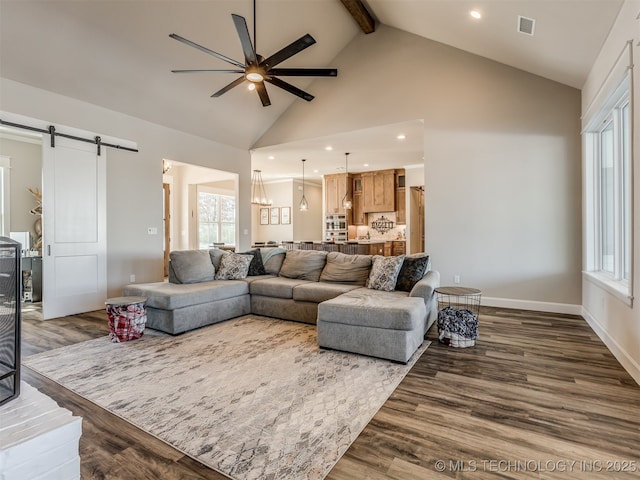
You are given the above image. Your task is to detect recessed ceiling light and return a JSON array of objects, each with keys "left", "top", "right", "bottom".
[
  {"left": 396, "top": 134, "right": 406, "bottom": 140},
  {"left": 248, "top": 83, "right": 256, "bottom": 91},
  {"left": 313, "top": 169, "right": 319, "bottom": 173},
  {"left": 325, "top": 146, "right": 333, "bottom": 151},
  {"left": 268, "top": 155, "right": 274, "bottom": 160},
  {"left": 470, "top": 10, "right": 482, "bottom": 19},
  {"left": 363, "top": 163, "right": 369, "bottom": 167}
]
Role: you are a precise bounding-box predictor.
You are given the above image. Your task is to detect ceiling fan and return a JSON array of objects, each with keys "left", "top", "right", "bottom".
[{"left": 169, "top": 1, "right": 338, "bottom": 107}]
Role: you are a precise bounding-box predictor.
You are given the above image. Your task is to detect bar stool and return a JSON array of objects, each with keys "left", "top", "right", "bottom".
[{"left": 299, "top": 241, "right": 314, "bottom": 250}]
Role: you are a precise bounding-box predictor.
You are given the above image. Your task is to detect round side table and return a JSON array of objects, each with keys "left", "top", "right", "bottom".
[{"left": 434, "top": 286, "right": 481, "bottom": 348}]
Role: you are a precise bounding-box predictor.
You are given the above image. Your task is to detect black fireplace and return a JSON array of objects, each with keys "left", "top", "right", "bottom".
[{"left": 0, "top": 237, "right": 21, "bottom": 405}]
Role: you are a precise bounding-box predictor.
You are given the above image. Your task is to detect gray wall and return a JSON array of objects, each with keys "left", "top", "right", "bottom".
[
  {"left": 1, "top": 78, "right": 251, "bottom": 297},
  {"left": 255, "top": 24, "right": 582, "bottom": 310}
]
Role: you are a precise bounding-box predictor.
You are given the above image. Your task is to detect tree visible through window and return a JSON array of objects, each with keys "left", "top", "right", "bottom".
[{"left": 198, "top": 192, "right": 235, "bottom": 248}]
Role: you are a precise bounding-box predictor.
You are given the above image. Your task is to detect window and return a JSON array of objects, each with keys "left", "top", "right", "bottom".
[
  {"left": 585, "top": 78, "right": 631, "bottom": 302},
  {"left": 198, "top": 191, "right": 235, "bottom": 248}
]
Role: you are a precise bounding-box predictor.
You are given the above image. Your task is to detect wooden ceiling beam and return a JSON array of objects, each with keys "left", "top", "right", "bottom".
[{"left": 339, "top": 0, "right": 376, "bottom": 34}]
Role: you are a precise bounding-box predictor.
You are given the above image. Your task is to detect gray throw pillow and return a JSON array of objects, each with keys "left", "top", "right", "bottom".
[
  {"left": 279, "top": 249, "right": 328, "bottom": 282},
  {"left": 261, "top": 247, "right": 286, "bottom": 275},
  {"left": 367, "top": 255, "right": 405, "bottom": 291},
  {"left": 320, "top": 252, "right": 372, "bottom": 285},
  {"left": 169, "top": 250, "right": 215, "bottom": 284},
  {"left": 395, "top": 254, "right": 430, "bottom": 292},
  {"left": 209, "top": 248, "right": 228, "bottom": 271},
  {"left": 214, "top": 253, "right": 252, "bottom": 280}
]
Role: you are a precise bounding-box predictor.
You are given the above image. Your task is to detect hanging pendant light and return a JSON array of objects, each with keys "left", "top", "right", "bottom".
[
  {"left": 300, "top": 159, "right": 309, "bottom": 211},
  {"left": 341, "top": 152, "right": 352, "bottom": 210},
  {"left": 251, "top": 169, "right": 272, "bottom": 206}
]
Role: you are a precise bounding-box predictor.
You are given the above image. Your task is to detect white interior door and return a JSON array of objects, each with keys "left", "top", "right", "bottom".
[{"left": 42, "top": 136, "right": 106, "bottom": 319}]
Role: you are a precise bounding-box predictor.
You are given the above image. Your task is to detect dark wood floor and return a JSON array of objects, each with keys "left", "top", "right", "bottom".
[{"left": 20, "top": 305, "right": 640, "bottom": 479}]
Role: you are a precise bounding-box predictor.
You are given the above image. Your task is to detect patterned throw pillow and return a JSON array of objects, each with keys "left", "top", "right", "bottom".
[
  {"left": 214, "top": 253, "right": 252, "bottom": 280},
  {"left": 395, "top": 254, "right": 430, "bottom": 292},
  {"left": 367, "top": 255, "right": 405, "bottom": 291},
  {"left": 239, "top": 249, "right": 267, "bottom": 276}
]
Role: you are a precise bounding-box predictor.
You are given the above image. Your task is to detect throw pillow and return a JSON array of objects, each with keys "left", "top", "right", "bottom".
[
  {"left": 214, "top": 252, "right": 252, "bottom": 280},
  {"left": 169, "top": 250, "right": 215, "bottom": 284},
  {"left": 261, "top": 247, "right": 286, "bottom": 275},
  {"left": 239, "top": 249, "right": 267, "bottom": 276},
  {"left": 319, "top": 252, "right": 372, "bottom": 285},
  {"left": 367, "top": 255, "right": 405, "bottom": 291},
  {"left": 395, "top": 254, "right": 430, "bottom": 292},
  {"left": 279, "top": 249, "right": 328, "bottom": 282}
]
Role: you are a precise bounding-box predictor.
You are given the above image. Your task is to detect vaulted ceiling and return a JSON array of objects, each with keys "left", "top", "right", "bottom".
[{"left": 0, "top": 0, "right": 624, "bottom": 177}]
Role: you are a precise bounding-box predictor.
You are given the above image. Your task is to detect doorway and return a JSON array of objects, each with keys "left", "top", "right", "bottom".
[{"left": 163, "top": 182, "right": 171, "bottom": 277}]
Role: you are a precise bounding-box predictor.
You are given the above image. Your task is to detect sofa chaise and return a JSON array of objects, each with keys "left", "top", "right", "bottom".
[{"left": 123, "top": 247, "right": 440, "bottom": 363}]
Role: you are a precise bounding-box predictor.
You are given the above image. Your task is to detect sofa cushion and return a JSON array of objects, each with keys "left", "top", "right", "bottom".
[
  {"left": 367, "top": 255, "right": 405, "bottom": 291},
  {"left": 395, "top": 254, "right": 430, "bottom": 292},
  {"left": 169, "top": 250, "right": 215, "bottom": 284},
  {"left": 260, "top": 247, "right": 286, "bottom": 275},
  {"left": 215, "top": 253, "right": 252, "bottom": 280},
  {"left": 249, "top": 277, "right": 313, "bottom": 299},
  {"left": 123, "top": 280, "right": 248, "bottom": 310},
  {"left": 319, "top": 252, "right": 372, "bottom": 286},
  {"left": 209, "top": 248, "right": 228, "bottom": 271},
  {"left": 318, "top": 288, "right": 424, "bottom": 331},
  {"left": 238, "top": 249, "right": 267, "bottom": 276},
  {"left": 279, "top": 249, "right": 327, "bottom": 282},
  {"left": 292, "top": 282, "right": 361, "bottom": 303}
]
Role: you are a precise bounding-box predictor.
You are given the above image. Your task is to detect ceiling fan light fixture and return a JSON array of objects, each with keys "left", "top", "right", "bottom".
[{"left": 246, "top": 70, "right": 264, "bottom": 83}]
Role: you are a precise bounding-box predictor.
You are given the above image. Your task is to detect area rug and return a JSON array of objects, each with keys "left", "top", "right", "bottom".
[{"left": 23, "top": 316, "right": 429, "bottom": 480}]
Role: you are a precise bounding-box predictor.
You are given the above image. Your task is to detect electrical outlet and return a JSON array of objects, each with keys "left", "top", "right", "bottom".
[
  {"left": 130, "top": 274, "right": 136, "bottom": 283},
  {"left": 454, "top": 275, "right": 460, "bottom": 284},
  {"left": 147, "top": 227, "right": 158, "bottom": 235}
]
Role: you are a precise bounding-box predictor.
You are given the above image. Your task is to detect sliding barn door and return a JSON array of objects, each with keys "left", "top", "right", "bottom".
[{"left": 41, "top": 136, "right": 107, "bottom": 320}]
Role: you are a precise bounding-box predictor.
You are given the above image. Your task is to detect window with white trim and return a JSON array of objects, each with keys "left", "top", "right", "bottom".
[
  {"left": 585, "top": 78, "right": 631, "bottom": 299},
  {"left": 198, "top": 191, "right": 235, "bottom": 248}
]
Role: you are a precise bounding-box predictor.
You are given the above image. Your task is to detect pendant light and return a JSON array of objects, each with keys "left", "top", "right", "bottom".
[
  {"left": 299, "top": 159, "right": 309, "bottom": 211},
  {"left": 251, "top": 169, "right": 272, "bottom": 206},
  {"left": 341, "top": 152, "right": 352, "bottom": 210}
]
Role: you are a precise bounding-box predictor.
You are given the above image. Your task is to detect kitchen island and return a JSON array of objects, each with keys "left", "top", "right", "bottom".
[{"left": 275, "top": 240, "right": 405, "bottom": 256}]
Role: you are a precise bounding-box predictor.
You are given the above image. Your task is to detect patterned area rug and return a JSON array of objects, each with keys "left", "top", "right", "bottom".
[{"left": 23, "top": 316, "right": 429, "bottom": 480}]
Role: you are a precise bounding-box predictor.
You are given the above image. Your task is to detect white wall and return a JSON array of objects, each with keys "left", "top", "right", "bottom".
[
  {"left": 250, "top": 179, "right": 322, "bottom": 243},
  {"left": 1, "top": 78, "right": 251, "bottom": 297},
  {"left": 0, "top": 137, "right": 41, "bottom": 238},
  {"left": 580, "top": 0, "right": 640, "bottom": 384},
  {"left": 255, "top": 24, "right": 582, "bottom": 311}
]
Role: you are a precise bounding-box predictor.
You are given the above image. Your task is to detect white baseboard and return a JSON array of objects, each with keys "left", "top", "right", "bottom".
[
  {"left": 481, "top": 296, "right": 582, "bottom": 316},
  {"left": 581, "top": 308, "right": 640, "bottom": 386}
]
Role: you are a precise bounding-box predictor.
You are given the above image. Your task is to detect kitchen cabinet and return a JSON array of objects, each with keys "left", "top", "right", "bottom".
[
  {"left": 395, "top": 170, "right": 406, "bottom": 225},
  {"left": 383, "top": 241, "right": 393, "bottom": 256},
  {"left": 352, "top": 174, "right": 366, "bottom": 225},
  {"left": 325, "top": 173, "right": 352, "bottom": 221},
  {"left": 392, "top": 241, "right": 405, "bottom": 256},
  {"left": 362, "top": 169, "right": 395, "bottom": 213},
  {"left": 367, "top": 243, "right": 385, "bottom": 256}
]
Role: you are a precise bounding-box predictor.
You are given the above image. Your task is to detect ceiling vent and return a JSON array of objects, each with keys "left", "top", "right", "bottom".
[{"left": 517, "top": 15, "right": 535, "bottom": 36}]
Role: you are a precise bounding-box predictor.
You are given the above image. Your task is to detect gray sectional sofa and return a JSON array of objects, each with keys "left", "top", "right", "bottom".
[{"left": 123, "top": 247, "right": 440, "bottom": 363}]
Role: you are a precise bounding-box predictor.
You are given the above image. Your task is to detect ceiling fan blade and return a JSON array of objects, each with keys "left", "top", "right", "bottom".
[
  {"left": 255, "top": 82, "right": 272, "bottom": 107},
  {"left": 265, "top": 77, "right": 314, "bottom": 102},
  {"left": 268, "top": 68, "right": 337, "bottom": 77},
  {"left": 211, "top": 76, "right": 246, "bottom": 97},
  {"left": 169, "top": 33, "right": 245, "bottom": 69},
  {"left": 261, "top": 34, "right": 316, "bottom": 69},
  {"left": 231, "top": 14, "right": 258, "bottom": 66},
  {"left": 172, "top": 69, "right": 245, "bottom": 74}
]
